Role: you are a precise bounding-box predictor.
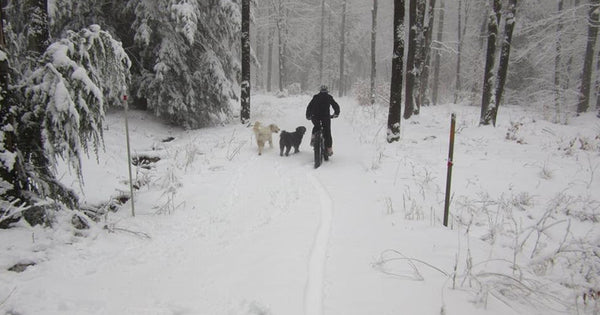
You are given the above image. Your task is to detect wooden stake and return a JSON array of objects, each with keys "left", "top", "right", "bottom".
[
  {"left": 443, "top": 113, "right": 455, "bottom": 227},
  {"left": 123, "top": 94, "right": 135, "bottom": 217}
]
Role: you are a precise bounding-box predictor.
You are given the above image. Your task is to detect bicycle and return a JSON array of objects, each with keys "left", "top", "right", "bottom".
[{"left": 312, "top": 115, "right": 336, "bottom": 169}]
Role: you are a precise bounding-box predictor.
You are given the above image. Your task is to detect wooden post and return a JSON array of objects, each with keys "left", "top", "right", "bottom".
[
  {"left": 123, "top": 93, "right": 135, "bottom": 217},
  {"left": 443, "top": 113, "right": 455, "bottom": 227}
]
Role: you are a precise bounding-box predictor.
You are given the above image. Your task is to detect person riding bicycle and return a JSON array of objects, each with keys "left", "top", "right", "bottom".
[{"left": 306, "top": 85, "right": 340, "bottom": 156}]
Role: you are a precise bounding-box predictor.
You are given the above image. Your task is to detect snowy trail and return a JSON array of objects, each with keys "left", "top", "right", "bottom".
[
  {"left": 304, "top": 174, "right": 333, "bottom": 315},
  {"left": 1, "top": 95, "right": 552, "bottom": 315}
]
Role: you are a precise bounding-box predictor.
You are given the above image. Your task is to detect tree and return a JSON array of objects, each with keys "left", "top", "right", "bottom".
[
  {"left": 417, "top": 0, "right": 437, "bottom": 108},
  {"left": 272, "top": 0, "right": 288, "bottom": 92},
  {"left": 267, "top": 6, "right": 274, "bottom": 93},
  {"left": 491, "top": 0, "right": 518, "bottom": 126},
  {"left": 241, "top": 0, "right": 251, "bottom": 124},
  {"left": 26, "top": 0, "right": 50, "bottom": 58},
  {"left": 555, "top": 0, "right": 564, "bottom": 113},
  {"left": 412, "top": 0, "right": 426, "bottom": 114},
  {"left": 339, "top": 0, "right": 347, "bottom": 97},
  {"left": 1, "top": 20, "right": 131, "bottom": 227},
  {"left": 388, "top": 0, "right": 405, "bottom": 143},
  {"left": 130, "top": 0, "right": 240, "bottom": 129},
  {"left": 320, "top": 0, "right": 326, "bottom": 84},
  {"left": 480, "top": 0, "right": 501, "bottom": 125},
  {"left": 0, "top": 3, "right": 20, "bottom": 227},
  {"left": 370, "top": 0, "right": 378, "bottom": 106},
  {"left": 455, "top": 0, "right": 463, "bottom": 104},
  {"left": 577, "top": 0, "right": 600, "bottom": 114},
  {"left": 404, "top": 0, "right": 418, "bottom": 119},
  {"left": 432, "top": 0, "right": 444, "bottom": 105}
]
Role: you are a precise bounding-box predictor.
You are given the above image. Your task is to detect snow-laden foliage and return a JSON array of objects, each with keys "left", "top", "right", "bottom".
[
  {"left": 24, "top": 25, "right": 131, "bottom": 179},
  {"left": 130, "top": 0, "right": 240, "bottom": 129},
  {"left": 49, "top": 0, "right": 106, "bottom": 35}
]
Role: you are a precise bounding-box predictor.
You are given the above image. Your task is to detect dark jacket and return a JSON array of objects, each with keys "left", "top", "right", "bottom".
[{"left": 306, "top": 92, "right": 340, "bottom": 120}]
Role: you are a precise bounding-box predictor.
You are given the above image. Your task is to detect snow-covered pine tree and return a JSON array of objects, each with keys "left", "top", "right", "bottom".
[
  {"left": 0, "top": 6, "right": 21, "bottom": 227},
  {"left": 129, "top": 0, "right": 240, "bottom": 129},
  {"left": 25, "top": 25, "right": 131, "bottom": 178},
  {"left": 0, "top": 25, "right": 131, "bottom": 227}
]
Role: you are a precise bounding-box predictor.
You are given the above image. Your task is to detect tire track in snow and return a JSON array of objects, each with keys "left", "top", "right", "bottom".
[{"left": 304, "top": 174, "right": 333, "bottom": 315}]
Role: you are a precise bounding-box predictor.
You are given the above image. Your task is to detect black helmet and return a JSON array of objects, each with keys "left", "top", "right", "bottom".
[{"left": 319, "top": 85, "right": 328, "bottom": 93}]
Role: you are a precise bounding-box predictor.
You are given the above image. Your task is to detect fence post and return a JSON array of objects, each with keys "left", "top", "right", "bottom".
[
  {"left": 123, "top": 93, "right": 135, "bottom": 217},
  {"left": 443, "top": 113, "right": 456, "bottom": 227}
]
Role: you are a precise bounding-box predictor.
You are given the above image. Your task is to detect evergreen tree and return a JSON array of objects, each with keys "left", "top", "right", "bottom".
[{"left": 129, "top": 0, "right": 240, "bottom": 129}]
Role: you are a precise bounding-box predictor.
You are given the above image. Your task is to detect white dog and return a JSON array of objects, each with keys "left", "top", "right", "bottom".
[{"left": 253, "top": 121, "right": 280, "bottom": 155}]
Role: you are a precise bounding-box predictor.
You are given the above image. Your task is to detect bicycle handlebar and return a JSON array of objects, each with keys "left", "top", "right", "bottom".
[{"left": 307, "top": 114, "right": 338, "bottom": 120}]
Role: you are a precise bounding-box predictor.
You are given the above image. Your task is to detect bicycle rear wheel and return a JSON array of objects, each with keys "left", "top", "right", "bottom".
[{"left": 313, "top": 131, "right": 323, "bottom": 168}]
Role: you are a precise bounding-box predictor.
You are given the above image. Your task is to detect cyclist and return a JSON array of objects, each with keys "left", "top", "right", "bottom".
[{"left": 306, "top": 85, "right": 340, "bottom": 156}]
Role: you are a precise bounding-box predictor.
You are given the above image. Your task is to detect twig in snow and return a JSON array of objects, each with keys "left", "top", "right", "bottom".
[
  {"left": 104, "top": 225, "right": 151, "bottom": 239},
  {"left": 0, "top": 287, "right": 16, "bottom": 307}
]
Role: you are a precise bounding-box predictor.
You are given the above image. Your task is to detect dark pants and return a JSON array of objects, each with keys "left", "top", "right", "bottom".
[{"left": 311, "top": 118, "right": 332, "bottom": 148}]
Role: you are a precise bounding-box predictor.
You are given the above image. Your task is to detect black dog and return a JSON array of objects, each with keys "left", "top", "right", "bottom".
[{"left": 279, "top": 126, "right": 307, "bottom": 156}]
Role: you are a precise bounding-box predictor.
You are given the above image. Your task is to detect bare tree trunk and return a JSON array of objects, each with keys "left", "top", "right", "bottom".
[
  {"left": 555, "top": 0, "right": 563, "bottom": 119},
  {"left": 339, "top": 0, "right": 347, "bottom": 97},
  {"left": 596, "top": 41, "right": 600, "bottom": 114},
  {"left": 404, "top": 0, "right": 417, "bottom": 119},
  {"left": 267, "top": 7, "right": 274, "bottom": 93},
  {"left": 413, "top": 0, "right": 426, "bottom": 115},
  {"left": 491, "top": 0, "right": 517, "bottom": 126},
  {"left": 454, "top": 0, "right": 462, "bottom": 104},
  {"left": 255, "top": 14, "right": 264, "bottom": 92},
  {"left": 432, "top": 0, "right": 444, "bottom": 105},
  {"left": 275, "top": 1, "right": 287, "bottom": 92},
  {"left": 577, "top": 0, "right": 600, "bottom": 114},
  {"left": 479, "top": 0, "right": 501, "bottom": 125},
  {"left": 319, "top": 0, "right": 326, "bottom": 84},
  {"left": 418, "top": 0, "right": 437, "bottom": 108},
  {"left": 241, "top": 0, "right": 251, "bottom": 123},
  {"left": 388, "top": 0, "right": 405, "bottom": 143},
  {"left": 370, "top": 0, "right": 378, "bottom": 106}
]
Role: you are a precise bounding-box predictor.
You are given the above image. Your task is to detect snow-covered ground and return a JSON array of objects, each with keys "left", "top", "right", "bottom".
[{"left": 1, "top": 94, "right": 599, "bottom": 314}]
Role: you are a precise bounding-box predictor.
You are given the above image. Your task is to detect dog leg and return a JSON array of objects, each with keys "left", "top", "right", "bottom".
[
  {"left": 285, "top": 146, "right": 291, "bottom": 156},
  {"left": 257, "top": 140, "right": 264, "bottom": 155}
]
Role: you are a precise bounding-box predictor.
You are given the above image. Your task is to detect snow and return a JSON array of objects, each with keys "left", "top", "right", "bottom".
[{"left": 1, "top": 94, "right": 599, "bottom": 314}]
